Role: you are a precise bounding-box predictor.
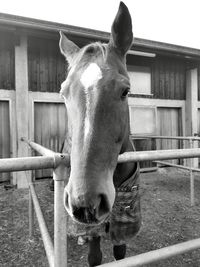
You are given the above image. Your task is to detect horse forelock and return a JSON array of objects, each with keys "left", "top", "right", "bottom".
[
  {"left": 82, "top": 42, "right": 108, "bottom": 61},
  {"left": 67, "top": 42, "right": 107, "bottom": 70},
  {"left": 60, "top": 42, "right": 108, "bottom": 98}
]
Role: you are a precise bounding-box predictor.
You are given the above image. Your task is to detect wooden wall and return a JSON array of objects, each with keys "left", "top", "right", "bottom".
[
  {"left": 197, "top": 64, "right": 200, "bottom": 101},
  {"left": 133, "top": 106, "right": 183, "bottom": 168},
  {"left": 157, "top": 107, "right": 183, "bottom": 164},
  {"left": 0, "top": 31, "right": 14, "bottom": 182},
  {"left": 0, "top": 29, "right": 198, "bottom": 184},
  {"left": 34, "top": 102, "right": 67, "bottom": 178},
  {"left": 0, "top": 31, "right": 15, "bottom": 89},
  {"left": 0, "top": 101, "right": 10, "bottom": 182},
  {"left": 28, "top": 37, "right": 187, "bottom": 99},
  {"left": 28, "top": 36, "right": 66, "bottom": 92},
  {"left": 127, "top": 55, "right": 186, "bottom": 100},
  {"left": 151, "top": 57, "right": 186, "bottom": 100},
  {"left": 134, "top": 138, "right": 156, "bottom": 169}
]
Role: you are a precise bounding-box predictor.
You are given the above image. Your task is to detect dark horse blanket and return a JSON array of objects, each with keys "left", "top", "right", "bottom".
[{"left": 67, "top": 163, "right": 141, "bottom": 245}]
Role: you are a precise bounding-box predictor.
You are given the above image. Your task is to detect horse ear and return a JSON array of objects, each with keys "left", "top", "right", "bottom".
[
  {"left": 109, "top": 2, "right": 133, "bottom": 56},
  {"left": 59, "top": 31, "right": 80, "bottom": 65}
]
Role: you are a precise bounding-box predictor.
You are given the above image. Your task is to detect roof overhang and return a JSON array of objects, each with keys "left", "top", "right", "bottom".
[{"left": 1, "top": 12, "right": 200, "bottom": 60}]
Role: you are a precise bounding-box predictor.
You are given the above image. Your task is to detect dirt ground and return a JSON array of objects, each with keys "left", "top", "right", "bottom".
[{"left": 1, "top": 168, "right": 200, "bottom": 267}]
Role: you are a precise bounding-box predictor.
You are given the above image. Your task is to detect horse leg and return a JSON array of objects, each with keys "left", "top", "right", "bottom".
[
  {"left": 113, "top": 243, "right": 126, "bottom": 260},
  {"left": 88, "top": 236, "right": 102, "bottom": 267},
  {"left": 49, "top": 179, "right": 54, "bottom": 191}
]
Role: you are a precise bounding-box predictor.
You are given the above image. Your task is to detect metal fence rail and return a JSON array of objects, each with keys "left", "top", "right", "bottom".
[
  {"left": 21, "top": 138, "right": 68, "bottom": 267},
  {"left": 132, "top": 135, "right": 200, "bottom": 206},
  {"left": 155, "top": 160, "right": 196, "bottom": 206},
  {"left": 1, "top": 139, "right": 200, "bottom": 266},
  {"left": 132, "top": 135, "right": 200, "bottom": 141},
  {"left": 29, "top": 183, "right": 54, "bottom": 267},
  {"left": 155, "top": 160, "right": 200, "bottom": 172},
  {"left": 0, "top": 156, "right": 56, "bottom": 172},
  {"left": 2, "top": 148, "right": 200, "bottom": 172},
  {"left": 98, "top": 237, "right": 200, "bottom": 267},
  {"left": 118, "top": 148, "right": 200, "bottom": 163}
]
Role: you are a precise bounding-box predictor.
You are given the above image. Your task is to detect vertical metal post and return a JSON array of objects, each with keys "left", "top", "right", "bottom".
[
  {"left": 28, "top": 172, "right": 34, "bottom": 238},
  {"left": 53, "top": 155, "right": 68, "bottom": 267},
  {"left": 29, "top": 187, "right": 34, "bottom": 237},
  {"left": 189, "top": 139, "right": 195, "bottom": 206}
]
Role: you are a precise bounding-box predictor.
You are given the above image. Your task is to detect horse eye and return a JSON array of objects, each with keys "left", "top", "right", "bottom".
[{"left": 121, "top": 87, "right": 130, "bottom": 99}]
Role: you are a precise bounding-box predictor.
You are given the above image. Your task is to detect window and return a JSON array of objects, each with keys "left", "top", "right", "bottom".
[
  {"left": 129, "top": 106, "right": 157, "bottom": 135},
  {"left": 128, "top": 66, "right": 151, "bottom": 95}
]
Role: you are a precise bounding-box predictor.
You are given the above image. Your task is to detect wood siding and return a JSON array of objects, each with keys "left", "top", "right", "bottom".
[
  {"left": 134, "top": 138, "right": 156, "bottom": 169},
  {"left": 34, "top": 102, "right": 67, "bottom": 178},
  {"left": 197, "top": 109, "right": 200, "bottom": 167},
  {"left": 134, "top": 107, "right": 183, "bottom": 167},
  {"left": 127, "top": 55, "right": 186, "bottom": 100},
  {"left": 0, "top": 31, "right": 15, "bottom": 90},
  {"left": 198, "top": 109, "right": 200, "bottom": 136},
  {"left": 197, "top": 64, "right": 200, "bottom": 101},
  {"left": 0, "top": 101, "right": 10, "bottom": 182},
  {"left": 152, "top": 57, "right": 186, "bottom": 100},
  {"left": 28, "top": 37, "right": 66, "bottom": 92},
  {"left": 157, "top": 107, "right": 183, "bottom": 164}
]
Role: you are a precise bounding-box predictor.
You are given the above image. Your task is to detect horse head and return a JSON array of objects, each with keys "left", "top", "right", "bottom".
[{"left": 59, "top": 2, "right": 133, "bottom": 225}]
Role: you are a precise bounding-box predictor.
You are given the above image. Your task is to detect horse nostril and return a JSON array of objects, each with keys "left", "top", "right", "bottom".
[
  {"left": 98, "top": 194, "right": 110, "bottom": 218},
  {"left": 66, "top": 192, "right": 112, "bottom": 224},
  {"left": 73, "top": 207, "right": 98, "bottom": 224},
  {"left": 71, "top": 194, "right": 111, "bottom": 223}
]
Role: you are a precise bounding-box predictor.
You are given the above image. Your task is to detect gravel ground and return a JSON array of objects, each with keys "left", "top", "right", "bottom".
[{"left": 1, "top": 168, "right": 200, "bottom": 266}]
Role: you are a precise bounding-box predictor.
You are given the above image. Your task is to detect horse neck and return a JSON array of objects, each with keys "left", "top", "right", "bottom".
[{"left": 113, "top": 132, "right": 137, "bottom": 188}]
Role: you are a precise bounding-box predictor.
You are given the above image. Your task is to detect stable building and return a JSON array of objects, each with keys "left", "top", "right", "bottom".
[{"left": 0, "top": 13, "right": 200, "bottom": 187}]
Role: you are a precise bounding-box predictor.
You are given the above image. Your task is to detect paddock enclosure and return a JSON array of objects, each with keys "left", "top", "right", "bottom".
[
  {"left": 2, "top": 140, "right": 200, "bottom": 266},
  {"left": 2, "top": 10, "right": 200, "bottom": 267}
]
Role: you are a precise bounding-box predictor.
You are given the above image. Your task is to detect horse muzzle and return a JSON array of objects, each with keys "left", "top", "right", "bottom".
[{"left": 63, "top": 183, "right": 115, "bottom": 225}]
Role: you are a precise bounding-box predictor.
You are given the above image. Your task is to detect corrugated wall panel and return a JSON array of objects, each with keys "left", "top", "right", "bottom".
[
  {"left": 0, "top": 101, "right": 10, "bottom": 182},
  {"left": 34, "top": 102, "right": 68, "bottom": 178}
]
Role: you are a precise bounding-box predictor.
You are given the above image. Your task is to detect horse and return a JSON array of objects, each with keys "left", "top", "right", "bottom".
[{"left": 59, "top": 2, "right": 141, "bottom": 266}]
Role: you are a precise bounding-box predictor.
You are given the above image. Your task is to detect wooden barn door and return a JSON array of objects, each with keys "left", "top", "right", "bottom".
[
  {"left": 197, "top": 109, "right": 200, "bottom": 167},
  {"left": 34, "top": 102, "right": 67, "bottom": 178},
  {"left": 0, "top": 101, "right": 10, "bottom": 182},
  {"left": 157, "top": 107, "right": 182, "bottom": 164}
]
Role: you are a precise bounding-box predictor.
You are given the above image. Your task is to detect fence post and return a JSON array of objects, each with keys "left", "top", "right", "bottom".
[
  {"left": 189, "top": 139, "right": 195, "bottom": 206},
  {"left": 29, "top": 187, "right": 34, "bottom": 237},
  {"left": 53, "top": 155, "right": 68, "bottom": 267}
]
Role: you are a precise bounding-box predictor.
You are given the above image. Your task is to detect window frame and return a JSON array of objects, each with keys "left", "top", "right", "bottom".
[{"left": 127, "top": 65, "right": 152, "bottom": 96}]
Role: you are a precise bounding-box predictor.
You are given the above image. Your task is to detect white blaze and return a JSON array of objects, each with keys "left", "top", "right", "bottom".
[
  {"left": 81, "top": 63, "right": 102, "bottom": 89},
  {"left": 80, "top": 63, "right": 102, "bottom": 139}
]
